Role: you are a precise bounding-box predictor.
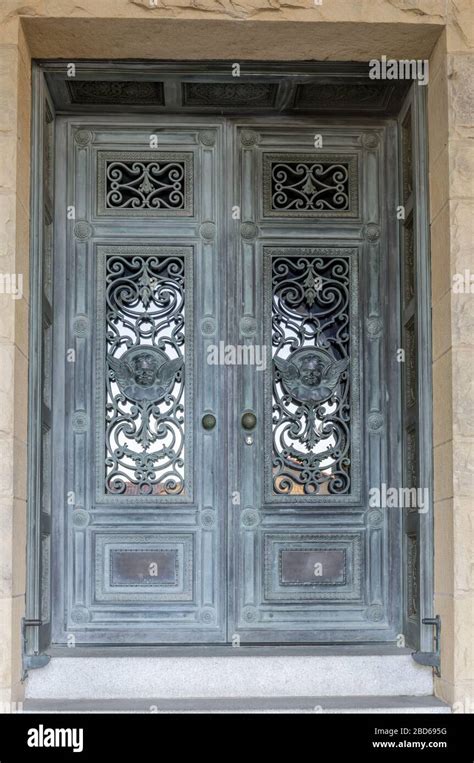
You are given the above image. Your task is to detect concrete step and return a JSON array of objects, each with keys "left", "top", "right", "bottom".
[
  {"left": 26, "top": 653, "right": 433, "bottom": 700},
  {"left": 23, "top": 696, "right": 450, "bottom": 714}
]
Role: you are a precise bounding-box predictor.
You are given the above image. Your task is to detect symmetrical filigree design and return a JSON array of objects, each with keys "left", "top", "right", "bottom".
[
  {"left": 263, "top": 153, "right": 358, "bottom": 218},
  {"left": 265, "top": 248, "right": 360, "bottom": 500},
  {"left": 182, "top": 82, "right": 276, "bottom": 107},
  {"left": 295, "top": 83, "right": 390, "bottom": 110},
  {"left": 99, "top": 248, "right": 191, "bottom": 498},
  {"left": 67, "top": 80, "right": 164, "bottom": 105},
  {"left": 106, "top": 160, "right": 184, "bottom": 209},
  {"left": 97, "top": 152, "right": 193, "bottom": 216}
]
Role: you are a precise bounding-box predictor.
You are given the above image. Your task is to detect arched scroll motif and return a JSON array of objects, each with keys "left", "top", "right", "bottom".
[{"left": 264, "top": 248, "right": 361, "bottom": 502}]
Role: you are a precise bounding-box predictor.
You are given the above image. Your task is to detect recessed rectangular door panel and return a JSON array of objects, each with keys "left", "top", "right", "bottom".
[
  {"left": 230, "top": 123, "right": 401, "bottom": 641},
  {"left": 51, "top": 116, "right": 402, "bottom": 645},
  {"left": 52, "top": 120, "right": 226, "bottom": 643}
]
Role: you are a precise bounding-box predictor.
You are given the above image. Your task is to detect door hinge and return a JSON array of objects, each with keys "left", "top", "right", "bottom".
[
  {"left": 21, "top": 618, "right": 51, "bottom": 681},
  {"left": 412, "top": 615, "right": 441, "bottom": 677}
]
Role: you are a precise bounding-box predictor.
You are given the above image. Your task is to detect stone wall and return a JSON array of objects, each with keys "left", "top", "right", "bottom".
[
  {"left": 0, "top": 19, "right": 31, "bottom": 705},
  {"left": 428, "top": 20, "right": 474, "bottom": 708},
  {"left": 0, "top": 0, "right": 472, "bottom": 708}
]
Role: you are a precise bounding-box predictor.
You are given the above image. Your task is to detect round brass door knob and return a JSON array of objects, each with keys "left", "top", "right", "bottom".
[
  {"left": 241, "top": 412, "right": 257, "bottom": 430},
  {"left": 202, "top": 413, "right": 216, "bottom": 431}
]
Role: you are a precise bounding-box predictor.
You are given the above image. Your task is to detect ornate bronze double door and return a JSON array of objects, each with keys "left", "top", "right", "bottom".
[{"left": 52, "top": 116, "right": 402, "bottom": 645}]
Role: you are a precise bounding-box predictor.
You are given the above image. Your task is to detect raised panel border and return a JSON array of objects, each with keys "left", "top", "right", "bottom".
[
  {"left": 93, "top": 532, "right": 194, "bottom": 603},
  {"left": 96, "top": 150, "right": 194, "bottom": 217},
  {"left": 263, "top": 532, "right": 363, "bottom": 602},
  {"left": 94, "top": 245, "right": 194, "bottom": 504},
  {"left": 262, "top": 152, "right": 359, "bottom": 219},
  {"left": 263, "top": 246, "right": 361, "bottom": 505}
]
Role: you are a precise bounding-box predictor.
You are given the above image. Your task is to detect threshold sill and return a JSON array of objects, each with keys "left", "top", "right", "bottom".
[{"left": 46, "top": 644, "right": 414, "bottom": 658}]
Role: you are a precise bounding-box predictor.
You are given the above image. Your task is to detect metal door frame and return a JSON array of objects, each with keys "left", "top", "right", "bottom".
[{"left": 25, "top": 62, "right": 433, "bottom": 663}]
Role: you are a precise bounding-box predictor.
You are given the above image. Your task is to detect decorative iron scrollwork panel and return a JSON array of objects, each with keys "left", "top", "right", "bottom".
[
  {"left": 67, "top": 80, "right": 165, "bottom": 105},
  {"left": 96, "top": 247, "right": 193, "bottom": 502},
  {"left": 264, "top": 247, "right": 360, "bottom": 503},
  {"left": 293, "top": 83, "right": 394, "bottom": 111},
  {"left": 97, "top": 151, "right": 193, "bottom": 216},
  {"left": 182, "top": 82, "right": 277, "bottom": 108},
  {"left": 263, "top": 153, "right": 359, "bottom": 218}
]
